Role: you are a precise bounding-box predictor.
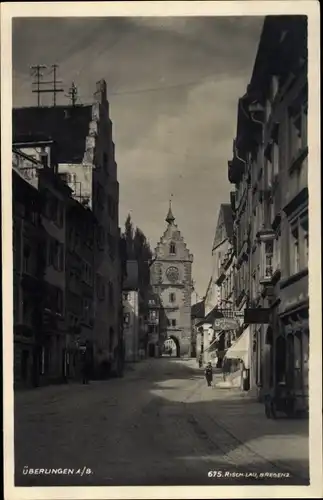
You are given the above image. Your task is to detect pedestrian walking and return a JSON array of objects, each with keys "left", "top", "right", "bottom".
[
  {"left": 198, "top": 354, "right": 203, "bottom": 368},
  {"left": 81, "top": 351, "right": 90, "bottom": 385},
  {"left": 204, "top": 362, "right": 213, "bottom": 387}
]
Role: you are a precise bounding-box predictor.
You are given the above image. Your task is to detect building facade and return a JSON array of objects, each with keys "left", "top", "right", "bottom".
[
  {"left": 122, "top": 290, "right": 140, "bottom": 362},
  {"left": 228, "top": 15, "right": 308, "bottom": 408},
  {"left": 12, "top": 157, "right": 45, "bottom": 388},
  {"left": 64, "top": 194, "right": 96, "bottom": 379},
  {"left": 122, "top": 260, "right": 140, "bottom": 362},
  {"left": 150, "top": 203, "right": 193, "bottom": 357},
  {"left": 205, "top": 203, "right": 235, "bottom": 314},
  {"left": 12, "top": 141, "right": 71, "bottom": 386},
  {"left": 13, "top": 79, "right": 123, "bottom": 378}
]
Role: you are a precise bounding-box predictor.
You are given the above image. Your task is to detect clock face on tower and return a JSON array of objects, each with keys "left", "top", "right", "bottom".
[{"left": 166, "top": 266, "right": 179, "bottom": 282}]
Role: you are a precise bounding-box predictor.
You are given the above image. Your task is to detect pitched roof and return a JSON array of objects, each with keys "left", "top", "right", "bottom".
[
  {"left": 221, "top": 203, "right": 234, "bottom": 240},
  {"left": 13, "top": 105, "right": 92, "bottom": 164}
]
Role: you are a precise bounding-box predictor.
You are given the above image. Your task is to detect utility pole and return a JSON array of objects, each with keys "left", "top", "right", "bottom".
[
  {"left": 66, "top": 82, "right": 78, "bottom": 106},
  {"left": 31, "top": 65, "right": 47, "bottom": 107},
  {"left": 31, "top": 64, "right": 64, "bottom": 107}
]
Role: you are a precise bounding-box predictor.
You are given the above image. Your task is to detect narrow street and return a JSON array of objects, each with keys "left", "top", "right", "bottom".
[{"left": 15, "top": 358, "right": 309, "bottom": 487}]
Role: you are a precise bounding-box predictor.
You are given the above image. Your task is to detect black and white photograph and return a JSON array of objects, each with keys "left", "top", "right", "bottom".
[{"left": 1, "top": 1, "right": 322, "bottom": 499}]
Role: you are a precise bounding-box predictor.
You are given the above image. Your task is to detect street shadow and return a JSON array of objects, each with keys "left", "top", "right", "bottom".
[{"left": 14, "top": 357, "right": 309, "bottom": 487}]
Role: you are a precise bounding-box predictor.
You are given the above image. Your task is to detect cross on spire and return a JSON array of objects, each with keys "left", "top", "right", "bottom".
[{"left": 166, "top": 194, "right": 175, "bottom": 224}]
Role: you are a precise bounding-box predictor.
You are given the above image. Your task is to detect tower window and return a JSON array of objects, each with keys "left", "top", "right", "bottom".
[
  {"left": 170, "top": 242, "right": 176, "bottom": 255},
  {"left": 171, "top": 319, "right": 177, "bottom": 327},
  {"left": 169, "top": 292, "right": 176, "bottom": 303}
]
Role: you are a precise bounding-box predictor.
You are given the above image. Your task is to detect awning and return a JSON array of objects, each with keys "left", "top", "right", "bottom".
[
  {"left": 224, "top": 326, "right": 250, "bottom": 368},
  {"left": 204, "top": 329, "right": 227, "bottom": 353},
  {"left": 204, "top": 338, "right": 217, "bottom": 353},
  {"left": 195, "top": 306, "right": 223, "bottom": 327}
]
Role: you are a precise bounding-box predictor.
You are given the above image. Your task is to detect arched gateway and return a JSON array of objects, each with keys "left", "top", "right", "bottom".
[
  {"left": 163, "top": 335, "right": 180, "bottom": 358},
  {"left": 150, "top": 200, "right": 194, "bottom": 357}
]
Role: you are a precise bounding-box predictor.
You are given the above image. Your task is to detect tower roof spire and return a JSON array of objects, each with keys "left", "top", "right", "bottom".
[{"left": 166, "top": 195, "right": 175, "bottom": 224}]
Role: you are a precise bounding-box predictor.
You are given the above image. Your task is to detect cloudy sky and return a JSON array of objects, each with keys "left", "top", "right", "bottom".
[{"left": 12, "top": 16, "right": 264, "bottom": 298}]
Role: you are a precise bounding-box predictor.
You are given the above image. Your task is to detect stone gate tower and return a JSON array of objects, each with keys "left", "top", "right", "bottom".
[{"left": 150, "top": 201, "right": 193, "bottom": 356}]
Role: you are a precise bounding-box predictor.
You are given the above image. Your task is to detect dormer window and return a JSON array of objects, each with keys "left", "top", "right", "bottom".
[{"left": 170, "top": 242, "right": 176, "bottom": 255}]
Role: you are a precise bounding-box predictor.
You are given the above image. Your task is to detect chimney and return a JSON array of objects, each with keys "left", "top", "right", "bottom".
[{"left": 94, "top": 79, "right": 107, "bottom": 104}]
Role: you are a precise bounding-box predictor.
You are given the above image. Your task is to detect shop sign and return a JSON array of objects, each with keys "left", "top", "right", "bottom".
[
  {"left": 244, "top": 308, "right": 271, "bottom": 324},
  {"left": 213, "top": 318, "right": 240, "bottom": 331}
]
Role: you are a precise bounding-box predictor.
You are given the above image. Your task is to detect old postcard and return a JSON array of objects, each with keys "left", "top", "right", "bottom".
[{"left": 1, "top": 1, "right": 322, "bottom": 499}]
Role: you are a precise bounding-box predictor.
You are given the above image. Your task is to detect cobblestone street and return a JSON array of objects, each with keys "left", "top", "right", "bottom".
[{"left": 15, "top": 358, "right": 309, "bottom": 486}]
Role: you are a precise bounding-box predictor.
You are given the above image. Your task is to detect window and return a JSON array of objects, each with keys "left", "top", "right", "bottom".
[
  {"left": 171, "top": 319, "right": 177, "bottom": 327},
  {"left": 271, "top": 75, "right": 279, "bottom": 100},
  {"left": 304, "top": 232, "right": 309, "bottom": 264},
  {"left": 123, "top": 312, "right": 130, "bottom": 325},
  {"left": 149, "top": 310, "right": 157, "bottom": 323},
  {"left": 56, "top": 288, "right": 63, "bottom": 314},
  {"left": 103, "top": 152, "right": 109, "bottom": 174},
  {"left": 289, "top": 99, "right": 307, "bottom": 164},
  {"left": 97, "top": 274, "right": 105, "bottom": 300},
  {"left": 170, "top": 242, "right": 176, "bottom": 255},
  {"left": 169, "top": 292, "right": 176, "bottom": 303},
  {"left": 291, "top": 227, "right": 300, "bottom": 274},
  {"left": 264, "top": 241, "right": 273, "bottom": 277},
  {"left": 23, "top": 296, "right": 32, "bottom": 324},
  {"left": 108, "top": 282, "right": 114, "bottom": 306},
  {"left": 300, "top": 216, "right": 308, "bottom": 269},
  {"left": 96, "top": 183, "right": 105, "bottom": 210},
  {"left": 272, "top": 142, "right": 279, "bottom": 178},
  {"left": 97, "top": 226, "right": 105, "bottom": 250},
  {"left": 23, "top": 245, "right": 31, "bottom": 274},
  {"left": 123, "top": 292, "right": 129, "bottom": 301},
  {"left": 108, "top": 233, "right": 115, "bottom": 260},
  {"left": 48, "top": 239, "right": 64, "bottom": 271}
]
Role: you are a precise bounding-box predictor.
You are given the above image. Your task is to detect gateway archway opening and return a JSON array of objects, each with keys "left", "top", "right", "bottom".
[{"left": 163, "top": 336, "right": 180, "bottom": 358}]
